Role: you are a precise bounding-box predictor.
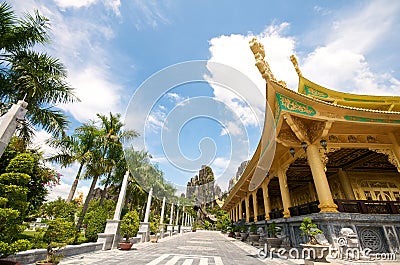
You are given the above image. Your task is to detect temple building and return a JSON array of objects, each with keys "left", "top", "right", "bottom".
[{"left": 222, "top": 38, "right": 400, "bottom": 253}]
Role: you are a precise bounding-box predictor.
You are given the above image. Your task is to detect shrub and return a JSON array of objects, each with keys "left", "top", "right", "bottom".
[
  {"left": 120, "top": 210, "right": 140, "bottom": 242},
  {"left": 43, "top": 218, "right": 75, "bottom": 245},
  {"left": 299, "top": 217, "right": 323, "bottom": 245},
  {"left": 84, "top": 208, "right": 108, "bottom": 242}
]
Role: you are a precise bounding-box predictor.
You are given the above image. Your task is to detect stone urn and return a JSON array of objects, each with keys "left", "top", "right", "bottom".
[
  {"left": 300, "top": 243, "right": 330, "bottom": 262},
  {"left": 266, "top": 237, "right": 283, "bottom": 249},
  {"left": 248, "top": 234, "right": 260, "bottom": 246},
  {"left": 150, "top": 234, "right": 158, "bottom": 243},
  {"left": 118, "top": 242, "right": 133, "bottom": 250}
]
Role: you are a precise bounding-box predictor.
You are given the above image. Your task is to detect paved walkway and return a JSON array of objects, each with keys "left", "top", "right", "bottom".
[
  {"left": 57, "top": 231, "right": 296, "bottom": 265},
  {"left": 53, "top": 231, "right": 398, "bottom": 265}
]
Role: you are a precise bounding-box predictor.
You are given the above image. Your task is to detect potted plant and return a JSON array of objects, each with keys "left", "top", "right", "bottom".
[
  {"left": 192, "top": 222, "right": 197, "bottom": 232},
  {"left": 36, "top": 218, "right": 73, "bottom": 264},
  {"left": 233, "top": 226, "right": 241, "bottom": 239},
  {"left": 119, "top": 210, "right": 139, "bottom": 250},
  {"left": 248, "top": 224, "right": 260, "bottom": 245},
  {"left": 227, "top": 227, "right": 235, "bottom": 237},
  {"left": 239, "top": 225, "right": 248, "bottom": 241},
  {"left": 266, "top": 221, "right": 282, "bottom": 249},
  {"left": 299, "top": 217, "right": 329, "bottom": 262}
]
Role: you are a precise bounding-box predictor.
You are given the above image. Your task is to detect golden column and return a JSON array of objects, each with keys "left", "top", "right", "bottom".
[
  {"left": 389, "top": 133, "right": 400, "bottom": 172},
  {"left": 236, "top": 204, "right": 239, "bottom": 221},
  {"left": 337, "top": 169, "right": 356, "bottom": 200},
  {"left": 252, "top": 190, "right": 258, "bottom": 222},
  {"left": 306, "top": 144, "right": 338, "bottom": 212},
  {"left": 245, "top": 194, "right": 250, "bottom": 223},
  {"left": 238, "top": 200, "right": 243, "bottom": 220},
  {"left": 262, "top": 182, "right": 271, "bottom": 220},
  {"left": 277, "top": 167, "right": 291, "bottom": 218}
]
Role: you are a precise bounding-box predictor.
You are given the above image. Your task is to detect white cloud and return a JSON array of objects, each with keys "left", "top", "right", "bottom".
[
  {"left": 128, "top": 0, "right": 170, "bottom": 30},
  {"left": 60, "top": 65, "right": 123, "bottom": 122},
  {"left": 29, "top": 130, "right": 57, "bottom": 158},
  {"left": 166, "top": 92, "right": 184, "bottom": 102},
  {"left": 302, "top": 1, "right": 400, "bottom": 95},
  {"left": 55, "top": 0, "right": 98, "bottom": 9},
  {"left": 46, "top": 180, "right": 90, "bottom": 201},
  {"left": 220, "top": 121, "right": 242, "bottom": 136},
  {"left": 54, "top": 0, "right": 121, "bottom": 16}
]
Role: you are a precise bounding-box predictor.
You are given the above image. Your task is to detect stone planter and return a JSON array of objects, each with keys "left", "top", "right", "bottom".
[
  {"left": 248, "top": 234, "right": 260, "bottom": 246},
  {"left": 35, "top": 261, "right": 55, "bottom": 265},
  {"left": 118, "top": 242, "right": 133, "bottom": 250},
  {"left": 150, "top": 235, "right": 158, "bottom": 243},
  {"left": 266, "top": 237, "right": 283, "bottom": 249},
  {"left": 240, "top": 232, "right": 248, "bottom": 241},
  {"left": 235, "top": 232, "right": 241, "bottom": 239},
  {"left": 300, "top": 243, "right": 330, "bottom": 262}
]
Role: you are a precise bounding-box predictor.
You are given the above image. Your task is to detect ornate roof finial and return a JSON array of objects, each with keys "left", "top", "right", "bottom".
[
  {"left": 290, "top": 55, "right": 303, "bottom": 77},
  {"left": 249, "top": 37, "right": 288, "bottom": 88}
]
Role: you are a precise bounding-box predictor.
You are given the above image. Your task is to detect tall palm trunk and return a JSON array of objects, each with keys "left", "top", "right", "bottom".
[
  {"left": 99, "top": 170, "right": 112, "bottom": 206},
  {"left": 75, "top": 174, "right": 99, "bottom": 233},
  {"left": 67, "top": 162, "right": 84, "bottom": 202}
]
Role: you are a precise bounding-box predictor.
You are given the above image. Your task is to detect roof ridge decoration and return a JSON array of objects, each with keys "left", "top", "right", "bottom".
[
  {"left": 249, "top": 37, "right": 288, "bottom": 88},
  {"left": 290, "top": 54, "right": 303, "bottom": 77}
]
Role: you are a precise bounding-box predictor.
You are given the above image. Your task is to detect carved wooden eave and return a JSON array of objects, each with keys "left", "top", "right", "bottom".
[{"left": 223, "top": 38, "right": 400, "bottom": 211}]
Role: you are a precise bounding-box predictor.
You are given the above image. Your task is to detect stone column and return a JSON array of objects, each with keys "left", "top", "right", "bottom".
[
  {"left": 167, "top": 203, "right": 174, "bottom": 236},
  {"left": 175, "top": 203, "right": 180, "bottom": 233},
  {"left": 159, "top": 197, "right": 166, "bottom": 237},
  {"left": 252, "top": 190, "right": 258, "bottom": 222},
  {"left": 277, "top": 167, "right": 291, "bottom": 218},
  {"left": 0, "top": 100, "right": 28, "bottom": 158},
  {"left": 245, "top": 194, "right": 250, "bottom": 223},
  {"left": 337, "top": 169, "right": 356, "bottom": 200},
  {"left": 238, "top": 201, "right": 243, "bottom": 221},
  {"left": 181, "top": 206, "right": 185, "bottom": 227},
  {"left": 97, "top": 170, "right": 130, "bottom": 250},
  {"left": 306, "top": 144, "right": 338, "bottom": 212},
  {"left": 262, "top": 182, "right": 271, "bottom": 220},
  {"left": 143, "top": 188, "right": 153, "bottom": 223},
  {"left": 137, "top": 187, "right": 153, "bottom": 242}
]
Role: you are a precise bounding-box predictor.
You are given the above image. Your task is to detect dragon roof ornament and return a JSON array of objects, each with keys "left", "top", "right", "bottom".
[{"left": 249, "top": 37, "right": 287, "bottom": 88}]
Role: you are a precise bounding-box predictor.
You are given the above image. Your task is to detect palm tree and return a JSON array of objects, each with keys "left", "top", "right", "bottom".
[
  {"left": 47, "top": 122, "right": 101, "bottom": 202},
  {"left": 75, "top": 113, "right": 138, "bottom": 232},
  {"left": 96, "top": 113, "right": 138, "bottom": 205},
  {"left": 0, "top": 2, "right": 78, "bottom": 143}
]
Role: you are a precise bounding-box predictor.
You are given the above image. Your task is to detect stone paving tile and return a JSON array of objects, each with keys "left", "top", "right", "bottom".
[{"left": 34, "top": 231, "right": 399, "bottom": 265}]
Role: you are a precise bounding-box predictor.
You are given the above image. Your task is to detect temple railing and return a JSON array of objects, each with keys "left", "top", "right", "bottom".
[
  {"left": 334, "top": 199, "right": 400, "bottom": 214},
  {"left": 269, "top": 199, "right": 400, "bottom": 218}
]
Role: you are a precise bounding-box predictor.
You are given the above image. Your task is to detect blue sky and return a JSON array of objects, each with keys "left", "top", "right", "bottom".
[{"left": 9, "top": 0, "right": 400, "bottom": 200}]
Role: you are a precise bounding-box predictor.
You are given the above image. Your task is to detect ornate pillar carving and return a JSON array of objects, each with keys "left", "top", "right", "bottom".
[
  {"left": 252, "top": 190, "right": 258, "bottom": 222},
  {"left": 306, "top": 144, "right": 338, "bottom": 212},
  {"left": 337, "top": 168, "right": 356, "bottom": 200},
  {"left": 262, "top": 182, "right": 271, "bottom": 220},
  {"left": 370, "top": 148, "right": 400, "bottom": 173},
  {"left": 245, "top": 194, "right": 250, "bottom": 223},
  {"left": 277, "top": 165, "right": 291, "bottom": 218}
]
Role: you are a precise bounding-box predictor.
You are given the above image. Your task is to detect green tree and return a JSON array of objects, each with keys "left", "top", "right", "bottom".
[
  {"left": 82, "top": 199, "right": 115, "bottom": 242},
  {"left": 0, "top": 1, "right": 78, "bottom": 143},
  {"left": 41, "top": 198, "right": 77, "bottom": 222},
  {"left": 120, "top": 210, "right": 140, "bottom": 242},
  {"left": 47, "top": 123, "right": 100, "bottom": 202},
  {"left": 76, "top": 113, "right": 137, "bottom": 232},
  {"left": 0, "top": 156, "right": 33, "bottom": 256}
]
